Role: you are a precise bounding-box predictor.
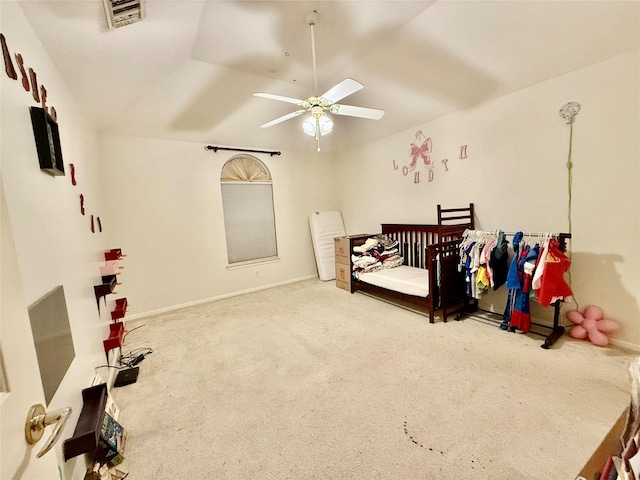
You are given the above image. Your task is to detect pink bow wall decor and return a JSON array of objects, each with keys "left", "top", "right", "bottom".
[{"left": 409, "top": 138, "right": 432, "bottom": 171}]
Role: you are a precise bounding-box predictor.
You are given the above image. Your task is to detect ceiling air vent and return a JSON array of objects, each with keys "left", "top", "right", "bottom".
[{"left": 103, "top": 0, "right": 144, "bottom": 29}]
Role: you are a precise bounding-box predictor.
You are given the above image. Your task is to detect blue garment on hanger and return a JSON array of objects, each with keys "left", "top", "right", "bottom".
[
  {"left": 505, "top": 231, "right": 523, "bottom": 289},
  {"left": 502, "top": 231, "right": 523, "bottom": 329}
]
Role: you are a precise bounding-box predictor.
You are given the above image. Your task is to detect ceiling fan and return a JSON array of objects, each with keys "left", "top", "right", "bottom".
[{"left": 253, "top": 10, "right": 385, "bottom": 152}]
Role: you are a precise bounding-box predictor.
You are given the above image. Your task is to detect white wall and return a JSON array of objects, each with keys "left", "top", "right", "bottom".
[
  {"left": 1, "top": 2, "right": 113, "bottom": 478},
  {"left": 333, "top": 51, "right": 640, "bottom": 348},
  {"left": 97, "top": 135, "right": 338, "bottom": 316}
]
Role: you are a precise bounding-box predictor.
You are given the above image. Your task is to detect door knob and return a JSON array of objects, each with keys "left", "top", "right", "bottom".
[{"left": 25, "top": 403, "right": 72, "bottom": 458}]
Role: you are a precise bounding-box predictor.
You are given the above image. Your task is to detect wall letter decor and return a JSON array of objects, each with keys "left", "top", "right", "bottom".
[
  {"left": 393, "top": 130, "right": 471, "bottom": 185},
  {"left": 40, "top": 85, "right": 47, "bottom": 112},
  {"left": 15, "top": 53, "right": 29, "bottom": 91},
  {"left": 1, "top": 34, "right": 17, "bottom": 80},
  {"left": 28, "top": 68, "right": 40, "bottom": 102}
]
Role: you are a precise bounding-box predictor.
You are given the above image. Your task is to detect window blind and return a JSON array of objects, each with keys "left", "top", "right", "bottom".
[{"left": 221, "top": 182, "right": 277, "bottom": 264}]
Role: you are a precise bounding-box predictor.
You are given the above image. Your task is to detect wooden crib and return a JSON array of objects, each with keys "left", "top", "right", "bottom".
[{"left": 348, "top": 204, "right": 475, "bottom": 323}]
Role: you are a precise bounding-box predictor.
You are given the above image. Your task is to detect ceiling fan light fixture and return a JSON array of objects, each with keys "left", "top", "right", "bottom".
[
  {"left": 302, "top": 116, "right": 317, "bottom": 136},
  {"left": 302, "top": 113, "right": 333, "bottom": 137},
  {"left": 318, "top": 115, "right": 333, "bottom": 135},
  {"left": 252, "top": 10, "right": 383, "bottom": 152}
]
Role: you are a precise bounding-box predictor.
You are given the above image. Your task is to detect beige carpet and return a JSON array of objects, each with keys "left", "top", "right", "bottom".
[{"left": 111, "top": 279, "right": 636, "bottom": 479}]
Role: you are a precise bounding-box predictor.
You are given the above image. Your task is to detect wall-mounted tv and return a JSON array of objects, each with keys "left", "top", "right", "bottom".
[
  {"left": 29, "top": 106, "right": 65, "bottom": 176},
  {"left": 28, "top": 285, "right": 75, "bottom": 405}
]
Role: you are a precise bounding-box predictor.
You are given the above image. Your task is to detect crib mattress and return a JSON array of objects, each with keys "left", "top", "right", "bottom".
[
  {"left": 309, "top": 211, "right": 346, "bottom": 281},
  {"left": 358, "top": 265, "right": 429, "bottom": 297}
]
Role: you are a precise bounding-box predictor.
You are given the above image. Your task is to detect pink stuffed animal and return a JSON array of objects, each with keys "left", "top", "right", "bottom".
[{"left": 566, "top": 305, "right": 620, "bottom": 347}]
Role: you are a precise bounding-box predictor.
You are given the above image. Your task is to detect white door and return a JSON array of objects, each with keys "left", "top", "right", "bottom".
[{"left": 1, "top": 182, "right": 60, "bottom": 479}]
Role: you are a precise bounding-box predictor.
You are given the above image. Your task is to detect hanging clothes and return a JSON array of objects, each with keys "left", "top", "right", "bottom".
[
  {"left": 490, "top": 231, "right": 509, "bottom": 290},
  {"left": 536, "top": 239, "right": 573, "bottom": 307},
  {"left": 531, "top": 238, "right": 550, "bottom": 292},
  {"left": 480, "top": 236, "right": 497, "bottom": 289},
  {"left": 461, "top": 241, "right": 477, "bottom": 298},
  {"left": 458, "top": 229, "right": 571, "bottom": 346},
  {"left": 509, "top": 244, "right": 540, "bottom": 333},
  {"left": 501, "top": 232, "right": 523, "bottom": 330}
]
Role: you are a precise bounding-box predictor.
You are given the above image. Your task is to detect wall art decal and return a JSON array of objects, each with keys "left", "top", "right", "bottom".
[
  {"left": 1, "top": 32, "right": 57, "bottom": 118},
  {"left": 28, "top": 68, "right": 39, "bottom": 102},
  {"left": 91, "top": 215, "right": 95, "bottom": 233},
  {"left": 0, "top": 34, "right": 17, "bottom": 80},
  {"left": 15, "top": 53, "right": 29, "bottom": 91},
  {"left": 97, "top": 217, "right": 102, "bottom": 233},
  {"left": 40, "top": 84, "right": 47, "bottom": 112},
  {"left": 80, "top": 194, "right": 85, "bottom": 215},
  {"left": 69, "top": 163, "right": 77, "bottom": 185},
  {"left": 393, "top": 131, "right": 471, "bottom": 185},
  {"left": 409, "top": 137, "right": 432, "bottom": 171}
]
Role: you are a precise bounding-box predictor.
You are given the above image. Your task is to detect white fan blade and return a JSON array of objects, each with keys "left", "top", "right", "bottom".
[
  {"left": 331, "top": 104, "right": 385, "bottom": 120},
  {"left": 254, "top": 92, "right": 307, "bottom": 106},
  {"left": 320, "top": 78, "right": 363, "bottom": 104},
  {"left": 260, "top": 110, "right": 306, "bottom": 128}
]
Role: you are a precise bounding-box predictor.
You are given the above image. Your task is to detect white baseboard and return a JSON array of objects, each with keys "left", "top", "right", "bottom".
[
  {"left": 610, "top": 337, "right": 640, "bottom": 353},
  {"left": 125, "top": 274, "right": 319, "bottom": 321}
]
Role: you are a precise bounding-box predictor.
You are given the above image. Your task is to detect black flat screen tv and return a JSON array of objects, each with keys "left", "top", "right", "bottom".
[
  {"left": 28, "top": 285, "right": 75, "bottom": 405},
  {"left": 29, "top": 106, "right": 65, "bottom": 176}
]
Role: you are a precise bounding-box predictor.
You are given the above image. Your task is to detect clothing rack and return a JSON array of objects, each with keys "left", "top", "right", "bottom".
[{"left": 461, "top": 230, "right": 572, "bottom": 349}]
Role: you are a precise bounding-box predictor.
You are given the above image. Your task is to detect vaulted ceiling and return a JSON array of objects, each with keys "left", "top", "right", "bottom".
[{"left": 17, "top": 0, "right": 640, "bottom": 153}]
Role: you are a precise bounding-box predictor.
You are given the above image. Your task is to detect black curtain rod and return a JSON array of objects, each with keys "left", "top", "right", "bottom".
[{"left": 205, "top": 145, "right": 281, "bottom": 157}]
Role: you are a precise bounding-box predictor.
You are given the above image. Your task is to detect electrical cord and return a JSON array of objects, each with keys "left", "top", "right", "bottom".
[
  {"left": 119, "top": 347, "right": 153, "bottom": 368},
  {"left": 122, "top": 324, "right": 145, "bottom": 343},
  {"left": 564, "top": 109, "right": 580, "bottom": 312}
]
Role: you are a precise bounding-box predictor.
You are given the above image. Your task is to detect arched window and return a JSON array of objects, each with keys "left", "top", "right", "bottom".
[{"left": 220, "top": 156, "right": 278, "bottom": 265}]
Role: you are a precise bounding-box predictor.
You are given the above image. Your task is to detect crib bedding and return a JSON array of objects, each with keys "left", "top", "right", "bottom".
[{"left": 356, "top": 265, "right": 429, "bottom": 298}]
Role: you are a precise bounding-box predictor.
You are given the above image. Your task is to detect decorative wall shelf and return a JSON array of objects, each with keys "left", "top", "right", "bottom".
[
  {"left": 29, "top": 106, "right": 65, "bottom": 176},
  {"left": 104, "top": 249, "right": 125, "bottom": 262},
  {"left": 101, "top": 274, "right": 122, "bottom": 288},
  {"left": 100, "top": 261, "right": 122, "bottom": 276},
  {"left": 103, "top": 322, "right": 125, "bottom": 353},
  {"left": 62, "top": 383, "right": 107, "bottom": 461},
  {"left": 111, "top": 298, "right": 128, "bottom": 322},
  {"left": 95, "top": 249, "right": 126, "bottom": 312},
  {"left": 94, "top": 277, "right": 116, "bottom": 311}
]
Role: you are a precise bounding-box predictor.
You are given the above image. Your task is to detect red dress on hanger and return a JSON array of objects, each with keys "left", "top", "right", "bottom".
[{"left": 536, "top": 239, "right": 573, "bottom": 307}]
